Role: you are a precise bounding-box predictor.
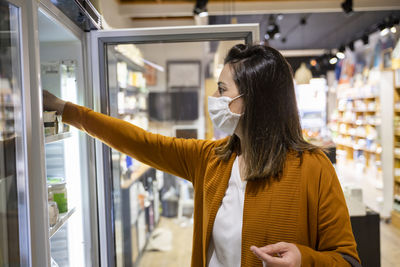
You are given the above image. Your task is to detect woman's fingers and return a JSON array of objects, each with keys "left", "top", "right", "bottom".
[
  {"left": 250, "top": 246, "right": 286, "bottom": 265},
  {"left": 43, "top": 90, "right": 66, "bottom": 114},
  {"left": 257, "top": 242, "right": 288, "bottom": 255}
]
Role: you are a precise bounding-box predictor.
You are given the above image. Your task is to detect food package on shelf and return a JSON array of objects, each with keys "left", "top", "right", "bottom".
[{"left": 44, "top": 111, "right": 57, "bottom": 136}]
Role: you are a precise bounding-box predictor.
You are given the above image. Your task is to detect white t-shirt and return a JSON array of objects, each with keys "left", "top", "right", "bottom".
[{"left": 207, "top": 157, "right": 247, "bottom": 267}]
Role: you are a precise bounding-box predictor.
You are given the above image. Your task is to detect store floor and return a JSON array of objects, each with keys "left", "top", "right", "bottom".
[
  {"left": 140, "top": 217, "right": 193, "bottom": 267},
  {"left": 335, "top": 161, "right": 400, "bottom": 266},
  {"left": 140, "top": 217, "right": 400, "bottom": 267}
]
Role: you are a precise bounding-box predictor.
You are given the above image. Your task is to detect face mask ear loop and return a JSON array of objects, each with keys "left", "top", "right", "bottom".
[{"left": 228, "top": 94, "right": 244, "bottom": 116}]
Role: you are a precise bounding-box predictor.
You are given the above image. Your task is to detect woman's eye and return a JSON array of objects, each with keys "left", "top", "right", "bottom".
[{"left": 218, "top": 87, "right": 225, "bottom": 94}]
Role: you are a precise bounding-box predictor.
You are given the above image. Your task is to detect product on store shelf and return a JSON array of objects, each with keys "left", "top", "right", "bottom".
[
  {"left": 48, "top": 181, "right": 68, "bottom": 213},
  {"left": 44, "top": 111, "right": 57, "bottom": 136}
]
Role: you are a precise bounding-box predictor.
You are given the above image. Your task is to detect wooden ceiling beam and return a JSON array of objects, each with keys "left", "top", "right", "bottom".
[{"left": 117, "top": 0, "right": 400, "bottom": 18}]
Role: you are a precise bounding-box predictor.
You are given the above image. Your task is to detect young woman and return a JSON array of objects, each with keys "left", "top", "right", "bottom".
[{"left": 44, "top": 44, "right": 361, "bottom": 267}]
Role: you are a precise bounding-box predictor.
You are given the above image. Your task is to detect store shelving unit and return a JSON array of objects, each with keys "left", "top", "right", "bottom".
[
  {"left": 332, "top": 73, "right": 395, "bottom": 219},
  {"left": 392, "top": 67, "right": 400, "bottom": 230},
  {"left": 334, "top": 93, "right": 382, "bottom": 168}
]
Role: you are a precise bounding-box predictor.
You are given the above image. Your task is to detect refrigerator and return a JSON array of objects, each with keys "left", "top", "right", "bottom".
[{"left": 1, "top": 0, "right": 259, "bottom": 266}]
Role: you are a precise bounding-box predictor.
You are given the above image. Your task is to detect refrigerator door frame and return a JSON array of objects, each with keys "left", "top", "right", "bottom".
[
  {"left": 90, "top": 24, "right": 259, "bottom": 267},
  {"left": 23, "top": 0, "right": 100, "bottom": 266},
  {"left": 1, "top": 0, "right": 33, "bottom": 265}
]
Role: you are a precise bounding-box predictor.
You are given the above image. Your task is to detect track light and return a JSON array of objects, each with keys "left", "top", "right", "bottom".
[
  {"left": 329, "top": 53, "right": 338, "bottom": 65},
  {"left": 336, "top": 45, "right": 345, "bottom": 59},
  {"left": 341, "top": 0, "right": 353, "bottom": 15},
  {"left": 391, "top": 26, "right": 397, "bottom": 34},
  {"left": 265, "top": 23, "right": 280, "bottom": 40},
  {"left": 193, "top": 0, "right": 208, "bottom": 16},
  {"left": 347, "top": 41, "right": 354, "bottom": 51},
  {"left": 362, "top": 34, "right": 369, "bottom": 45},
  {"left": 380, "top": 27, "right": 389, "bottom": 36}
]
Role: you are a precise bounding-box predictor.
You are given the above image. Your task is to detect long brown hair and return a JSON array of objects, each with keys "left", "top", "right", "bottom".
[{"left": 215, "top": 44, "right": 320, "bottom": 181}]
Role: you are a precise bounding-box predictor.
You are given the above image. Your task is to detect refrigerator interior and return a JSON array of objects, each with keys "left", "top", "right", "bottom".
[{"left": 38, "top": 9, "right": 94, "bottom": 267}]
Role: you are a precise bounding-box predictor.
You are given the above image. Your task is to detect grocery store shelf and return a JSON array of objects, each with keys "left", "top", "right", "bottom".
[
  {"left": 338, "top": 96, "right": 377, "bottom": 100},
  {"left": 395, "top": 177, "right": 400, "bottom": 183},
  {"left": 337, "top": 120, "right": 380, "bottom": 126},
  {"left": 49, "top": 207, "right": 76, "bottom": 238},
  {"left": 45, "top": 132, "right": 72, "bottom": 144},
  {"left": 336, "top": 143, "right": 381, "bottom": 154},
  {"left": 115, "top": 51, "right": 145, "bottom": 73}
]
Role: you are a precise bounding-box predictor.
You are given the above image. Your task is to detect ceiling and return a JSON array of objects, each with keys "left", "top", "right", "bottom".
[{"left": 209, "top": 10, "right": 400, "bottom": 50}]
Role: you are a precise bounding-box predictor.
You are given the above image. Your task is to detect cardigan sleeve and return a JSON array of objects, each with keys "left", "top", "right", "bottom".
[
  {"left": 62, "top": 102, "right": 212, "bottom": 183},
  {"left": 295, "top": 169, "right": 361, "bottom": 266}
]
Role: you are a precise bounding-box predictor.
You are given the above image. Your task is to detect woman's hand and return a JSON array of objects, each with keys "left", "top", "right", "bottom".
[
  {"left": 250, "top": 242, "right": 301, "bottom": 267},
  {"left": 43, "top": 90, "right": 66, "bottom": 115}
]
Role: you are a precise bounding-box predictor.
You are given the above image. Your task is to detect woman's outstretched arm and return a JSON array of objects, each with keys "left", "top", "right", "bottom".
[{"left": 43, "top": 90, "right": 213, "bottom": 184}]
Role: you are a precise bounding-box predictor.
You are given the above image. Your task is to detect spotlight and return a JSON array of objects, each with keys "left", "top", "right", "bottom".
[
  {"left": 193, "top": 0, "right": 208, "bottom": 16},
  {"left": 347, "top": 41, "right": 354, "bottom": 51},
  {"left": 362, "top": 34, "right": 369, "bottom": 45},
  {"left": 391, "top": 26, "right": 397, "bottom": 34},
  {"left": 310, "top": 59, "right": 317, "bottom": 67},
  {"left": 277, "top": 14, "right": 284, "bottom": 21},
  {"left": 266, "top": 23, "right": 280, "bottom": 40},
  {"left": 329, "top": 57, "right": 338, "bottom": 65},
  {"left": 300, "top": 17, "right": 307, "bottom": 25},
  {"left": 336, "top": 45, "right": 345, "bottom": 59},
  {"left": 341, "top": 0, "right": 353, "bottom": 15},
  {"left": 380, "top": 27, "right": 389, "bottom": 36}
]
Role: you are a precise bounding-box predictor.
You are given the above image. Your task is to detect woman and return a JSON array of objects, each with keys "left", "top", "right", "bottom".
[{"left": 44, "top": 44, "right": 361, "bottom": 267}]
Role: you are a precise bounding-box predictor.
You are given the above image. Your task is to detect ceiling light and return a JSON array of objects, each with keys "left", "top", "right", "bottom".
[
  {"left": 341, "top": 0, "right": 353, "bottom": 15},
  {"left": 336, "top": 52, "right": 345, "bottom": 59},
  {"left": 329, "top": 56, "right": 338, "bottom": 65},
  {"left": 310, "top": 59, "right": 317, "bottom": 67},
  {"left": 336, "top": 45, "right": 345, "bottom": 59},
  {"left": 266, "top": 23, "right": 280, "bottom": 40},
  {"left": 347, "top": 41, "right": 354, "bottom": 51},
  {"left": 391, "top": 26, "right": 397, "bottom": 33},
  {"left": 277, "top": 14, "right": 284, "bottom": 21},
  {"left": 380, "top": 28, "right": 389, "bottom": 36},
  {"left": 193, "top": 0, "right": 208, "bottom": 16},
  {"left": 198, "top": 11, "right": 208, "bottom": 17}
]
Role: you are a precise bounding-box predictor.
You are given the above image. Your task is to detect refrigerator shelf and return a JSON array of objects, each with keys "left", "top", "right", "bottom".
[
  {"left": 45, "top": 132, "right": 72, "bottom": 144},
  {"left": 49, "top": 207, "right": 76, "bottom": 238}
]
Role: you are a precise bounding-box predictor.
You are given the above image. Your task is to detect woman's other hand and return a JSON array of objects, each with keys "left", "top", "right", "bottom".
[
  {"left": 43, "top": 90, "right": 66, "bottom": 115},
  {"left": 250, "top": 242, "right": 301, "bottom": 267}
]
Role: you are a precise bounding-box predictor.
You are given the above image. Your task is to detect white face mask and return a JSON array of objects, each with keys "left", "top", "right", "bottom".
[{"left": 208, "top": 94, "right": 243, "bottom": 135}]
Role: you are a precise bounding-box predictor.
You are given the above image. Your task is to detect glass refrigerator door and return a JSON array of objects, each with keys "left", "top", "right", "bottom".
[
  {"left": 37, "top": 7, "right": 98, "bottom": 267},
  {"left": 90, "top": 24, "right": 259, "bottom": 267},
  {"left": 0, "top": 1, "right": 30, "bottom": 266}
]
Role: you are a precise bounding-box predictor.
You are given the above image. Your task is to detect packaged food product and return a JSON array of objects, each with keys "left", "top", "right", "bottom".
[
  {"left": 48, "top": 201, "right": 59, "bottom": 227},
  {"left": 44, "top": 111, "right": 59, "bottom": 135},
  {"left": 48, "top": 182, "right": 68, "bottom": 213},
  {"left": 43, "top": 111, "right": 57, "bottom": 123}
]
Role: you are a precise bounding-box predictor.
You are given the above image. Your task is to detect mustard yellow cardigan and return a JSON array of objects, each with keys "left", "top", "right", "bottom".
[{"left": 62, "top": 102, "right": 361, "bottom": 267}]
